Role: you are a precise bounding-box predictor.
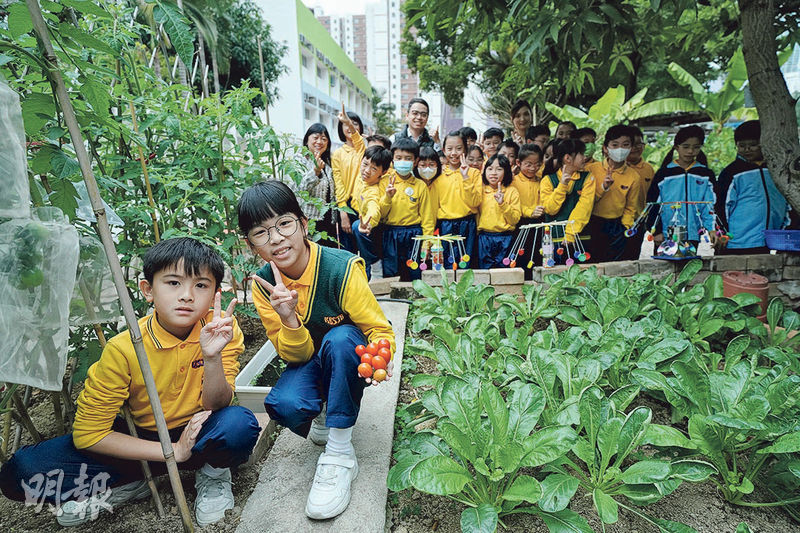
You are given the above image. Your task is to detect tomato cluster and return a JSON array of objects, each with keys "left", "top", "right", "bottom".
[{"left": 355, "top": 338, "right": 392, "bottom": 382}]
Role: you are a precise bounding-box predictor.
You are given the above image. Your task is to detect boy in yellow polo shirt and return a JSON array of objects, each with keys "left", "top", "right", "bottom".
[
  {"left": 351, "top": 145, "right": 393, "bottom": 280},
  {"left": 239, "top": 181, "right": 395, "bottom": 520},
  {"left": 332, "top": 106, "right": 366, "bottom": 252},
  {"left": 0, "top": 238, "right": 260, "bottom": 528},
  {"left": 378, "top": 138, "right": 436, "bottom": 281},
  {"left": 585, "top": 125, "right": 642, "bottom": 262},
  {"left": 625, "top": 126, "right": 655, "bottom": 259}
]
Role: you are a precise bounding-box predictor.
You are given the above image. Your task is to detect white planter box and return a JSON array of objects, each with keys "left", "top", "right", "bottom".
[{"left": 235, "top": 341, "right": 278, "bottom": 413}]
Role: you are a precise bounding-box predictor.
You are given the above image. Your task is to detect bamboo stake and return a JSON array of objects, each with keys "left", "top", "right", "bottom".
[
  {"left": 1, "top": 410, "right": 11, "bottom": 455},
  {"left": 128, "top": 101, "right": 160, "bottom": 242},
  {"left": 25, "top": 2, "right": 193, "bottom": 530},
  {"left": 50, "top": 392, "right": 65, "bottom": 435}
]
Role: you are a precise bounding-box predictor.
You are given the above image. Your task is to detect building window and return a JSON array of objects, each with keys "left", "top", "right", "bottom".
[{"left": 302, "top": 55, "right": 308, "bottom": 68}]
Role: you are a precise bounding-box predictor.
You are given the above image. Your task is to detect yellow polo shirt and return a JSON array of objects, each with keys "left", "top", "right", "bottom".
[
  {"left": 332, "top": 130, "right": 365, "bottom": 207},
  {"left": 377, "top": 170, "right": 436, "bottom": 235},
  {"left": 478, "top": 185, "right": 521, "bottom": 232},
  {"left": 511, "top": 172, "right": 542, "bottom": 218},
  {"left": 585, "top": 160, "right": 642, "bottom": 228},
  {"left": 628, "top": 159, "right": 655, "bottom": 213},
  {"left": 432, "top": 166, "right": 482, "bottom": 219},
  {"left": 351, "top": 178, "right": 383, "bottom": 228},
  {"left": 252, "top": 242, "right": 395, "bottom": 364},
  {"left": 72, "top": 311, "right": 242, "bottom": 449}
]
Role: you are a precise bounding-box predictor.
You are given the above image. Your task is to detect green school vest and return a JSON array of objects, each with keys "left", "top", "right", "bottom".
[
  {"left": 255, "top": 246, "right": 361, "bottom": 355},
  {"left": 544, "top": 171, "right": 590, "bottom": 223}
]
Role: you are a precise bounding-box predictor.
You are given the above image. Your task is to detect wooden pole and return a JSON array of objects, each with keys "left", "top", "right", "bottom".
[
  {"left": 128, "top": 101, "right": 160, "bottom": 242},
  {"left": 25, "top": 2, "right": 193, "bottom": 530},
  {"left": 11, "top": 390, "right": 41, "bottom": 442}
]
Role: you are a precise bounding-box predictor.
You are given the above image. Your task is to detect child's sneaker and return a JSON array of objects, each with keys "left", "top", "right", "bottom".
[
  {"left": 57, "top": 479, "right": 150, "bottom": 527},
  {"left": 194, "top": 464, "right": 234, "bottom": 527},
  {"left": 305, "top": 451, "right": 358, "bottom": 519},
  {"left": 308, "top": 410, "right": 329, "bottom": 446}
]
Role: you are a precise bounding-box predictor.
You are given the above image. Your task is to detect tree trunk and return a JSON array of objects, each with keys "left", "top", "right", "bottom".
[{"left": 739, "top": 0, "right": 800, "bottom": 213}]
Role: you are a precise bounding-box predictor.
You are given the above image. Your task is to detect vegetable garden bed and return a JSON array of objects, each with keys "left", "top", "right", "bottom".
[{"left": 385, "top": 262, "right": 800, "bottom": 533}]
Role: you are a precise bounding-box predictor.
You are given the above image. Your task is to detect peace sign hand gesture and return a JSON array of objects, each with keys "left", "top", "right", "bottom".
[
  {"left": 602, "top": 165, "right": 614, "bottom": 191},
  {"left": 494, "top": 183, "right": 505, "bottom": 205},
  {"left": 459, "top": 154, "right": 470, "bottom": 179},
  {"left": 199, "top": 290, "right": 238, "bottom": 358},
  {"left": 386, "top": 174, "right": 397, "bottom": 198},
  {"left": 253, "top": 261, "right": 300, "bottom": 327}
]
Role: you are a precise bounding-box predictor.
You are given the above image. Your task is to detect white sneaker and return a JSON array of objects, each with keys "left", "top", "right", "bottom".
[
  {"left": 57, "top": 479, "right": 150, "bottom": 527},
  {"left": 371, "top": 260, "right": 383, "bottom": 279},
  {"left": 194, "top": 465, "right": 234, "bottom": 527},
  {"left": 309, "top": 412, "right": 329, "bottom": 446},
  {"left": 305, "top": 451, "right": 358, "bottom": 520}
]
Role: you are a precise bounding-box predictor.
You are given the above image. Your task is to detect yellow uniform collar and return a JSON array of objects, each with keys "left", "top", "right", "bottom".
[{"left": 147, "top": 312, "right": 207, "bottom": 349}]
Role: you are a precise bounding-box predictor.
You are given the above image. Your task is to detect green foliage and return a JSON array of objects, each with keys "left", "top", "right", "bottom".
[
  {"left": 371, "top": 88, "right": 401, "bottom": 136},
  {"left": 395, "top": 260, "right": 800, "bottom": 531}
]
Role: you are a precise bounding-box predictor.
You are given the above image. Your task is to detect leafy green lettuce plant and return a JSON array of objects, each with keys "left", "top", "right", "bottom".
[
  {"left": 388, "top": 376, "right": 584, "bottom": 533},
  {"left": 632, "top": 358, "right": 800, "bottom": 506}
]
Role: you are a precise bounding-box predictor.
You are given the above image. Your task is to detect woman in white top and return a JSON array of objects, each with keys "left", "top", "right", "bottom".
[{"left": 296, "top": 123, "right": 338, "bottom": 246}]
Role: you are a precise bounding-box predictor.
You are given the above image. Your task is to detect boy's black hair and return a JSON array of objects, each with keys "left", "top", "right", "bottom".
[
  {"left": 572, "top": 127, "right": 597, "bottom": 140},
  {"left": 443, "top": 129, "right": 467, "bottom": 151},
  {"left": 459, "top": 126, "right": 477, "bottom": 142},
  {"left": 734, "top": 120, "right": 760, "bottom": 142},
  {"left": 543, "top": 139, "right": 585, "bottom": 176},
  {"left": 143, "top": 237, "right": 225, "bottom": 289},
  {"left": 414, "top": 145, "right": 442, "bottom": 180},
  {"left": 337, "top": 111, "right": 364, "bottom": 142},
  {"left": 510, "top": 99, "right": 532, "bottom": 118},
  {"left": 406, "top": 97, "right": 429, "bottom": 112},
  {"left": 436, "top": 149, "right": 446, "bottom": 159},
  {"left": 468, "top": 144, "right": 485, "bottom": 158},
  {"left": 237, "top": 181, "right": 305, "bottom": 237},
  {"left": 482, "top": 154, "right": 514, "bottom": 187},
  {"left": 526, "top": 124, "right": 550, "bottom": 140},
  {"left": 365, "top": 134, "right": 392, "bottom": 149},
  {"left": 628, "top": 125, "right": 645, "bottom": 139},
  {"left": 391, "top": 137, "right": 420, "bottom": 158},
  {"left": 500, "top": 139, "right": 520, "bottom": 158},
  {"left": 483, "top": 127, "right": 504, "bottom": 141},
  {"left": 603, "top": 124, "right": 633, "bottom": 146},
  {"left": 518, "top": 143, "right": 543, "bottom": 162},
  {"left": 302, "top": 123, "right": 332, "bottom": 166},
  {"left": 364, "top": 145, "right": 393, "bottom": 171}
]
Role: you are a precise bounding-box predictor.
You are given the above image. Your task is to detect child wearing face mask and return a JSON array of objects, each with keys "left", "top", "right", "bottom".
[
  {"left": 584, "top": 125, "right": 642, "bottom": 263},
  {"left": 415, "top": 146, "right": 443, "bottom": 223},
  {"left": 572, "top": 127, "right": 598, "bottom": 165},
  {"left": 378, "top": 138, "right": 435, "bottom": 281},
  {"left": 477, "top": 154, "right": 521, "bottom": 268}
]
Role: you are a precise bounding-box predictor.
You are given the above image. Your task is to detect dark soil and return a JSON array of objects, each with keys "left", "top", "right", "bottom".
[{"left": 0, "top": 310, "right": 274, "bottom": 532}]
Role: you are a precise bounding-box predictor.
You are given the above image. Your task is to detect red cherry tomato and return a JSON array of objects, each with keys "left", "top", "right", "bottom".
[
  {"left": 355, "top": 345, "right": 366, "bottom": 356},
  {"left": 360, "top": 354, "right": 373, "bottom": 365},
  {"left": 377, "top": 347, "right": 392, "bottom": 362},
  {"left": 377, "top": 339, "right": 391, "bottom": 351},
  {"left": 366, "top": 342, "right": 379, "bottom": 356},
  {"left": 358, "top": 363, "right": 373, "bottom": 378},
  {"left": 371, "top": 355, "right": 387, "bottom": 370}
]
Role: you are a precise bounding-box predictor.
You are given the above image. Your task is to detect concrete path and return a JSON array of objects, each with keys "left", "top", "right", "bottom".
[{"left": 236, "top": 300, "right": 409, "bottom": 533}]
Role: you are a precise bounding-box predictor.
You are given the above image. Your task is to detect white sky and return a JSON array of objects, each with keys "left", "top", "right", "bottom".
[{"left": 304, "top": 0, "right": 373, "bottom": 16}]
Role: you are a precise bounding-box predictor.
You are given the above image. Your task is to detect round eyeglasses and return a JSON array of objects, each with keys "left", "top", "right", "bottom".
[{"left": 247, "top": 216, "right": 300, "bottom": 247}]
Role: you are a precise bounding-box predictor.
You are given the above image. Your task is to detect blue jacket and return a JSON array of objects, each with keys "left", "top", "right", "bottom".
[
  {"left": 716, "top": 156, "right": 789, "bottom": 249},
  {"left": 646, "top": 161, "right": 716, "bottom": 239}
]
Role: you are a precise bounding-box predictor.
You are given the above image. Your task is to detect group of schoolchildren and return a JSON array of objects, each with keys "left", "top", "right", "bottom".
[
  {"left": 298, "top": 98, "right": 792, "bottom": 281},
  {"left": 1, "top": 181, "right": 394, "bottom": 524}
]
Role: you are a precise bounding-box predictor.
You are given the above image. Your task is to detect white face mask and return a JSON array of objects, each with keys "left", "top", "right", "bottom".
[
  {"left": 418, "top": 167, "right": 437, "bottom": 180},
  {"left": 608, "top": 147, "right": 631, "bottom": 163}
]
